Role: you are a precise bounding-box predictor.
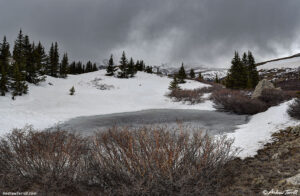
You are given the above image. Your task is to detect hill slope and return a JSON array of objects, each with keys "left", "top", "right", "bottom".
[{"left": 0, "top": 70, "right": 212, "bottom": 134}]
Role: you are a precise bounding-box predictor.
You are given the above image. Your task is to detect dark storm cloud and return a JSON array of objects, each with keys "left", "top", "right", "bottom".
[{"left": 0, "top": 0, "right": 300, "bottom": 67}]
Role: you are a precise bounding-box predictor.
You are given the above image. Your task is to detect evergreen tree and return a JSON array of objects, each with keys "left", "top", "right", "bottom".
[
  {"left": 169, "top": 75, "right": 180, "bottom": 90},
  {"left": 60, "top": 53, "right": 68, "bottom": 78},
  {"left": 198, "top": 72, "right": 203, "bottom": 80},
  {"left": 177, "top": 63, "right": 187, "bottom": 83},
  {"left": 118, "top": 51, "right": 128, "bottom": 78},
  {"left": 0, "top": 36, "right": 11, "bottom": 96},
  {"left": 92, "top": 63, "right": 98, "bottom": 71},
  {"left": 93, "top": 63, "right": 98, "bottom": 71},
  {"left": 145, "top": 66, "right": 153, "bottom": 73},
  {"left": 127, "top": 57, "right": 135, "bottom": 77},
  {"left": 11, "top": 62, "right": 28, "bottom": 97},
  {"left": 48, "top": 42, "right": 59, "bottom": 77},
  {"left": 225, "top": 51, "right": 248, "bottom": 89},
  {"left": 247, "top": 51, "right": 259, "bottom": 88},
  {"left": 69, "top": 61, "right": 76, "bottom": 74},
  {"left": 190, "top": 69, "right": 195, "bottom": 78},
  {"left": 23, "top": 35, "right": 36, "bottom": 83},
  {"left": 242, "top": 52, "right": 248, "bottom": 66},
  {"left": 69, "top": 86, "right": 75, "bottom": 95},
  {"left": 13, "top": 30, "right": 26, "bottom": 73},
  {"left": 33, "top": 42, "right": 48, "bottom": 76},
  {"left": 85, "top": 61, "right": 93, "bottom": 73},
  {"left": 106, "top": 54, "right": 116, "bottom": 76},
  {"left": 215, "top": 74, "right": 219, "bottom": 83}
]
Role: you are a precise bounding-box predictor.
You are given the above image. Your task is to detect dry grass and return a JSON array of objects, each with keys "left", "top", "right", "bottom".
[{"left": 0, "top": 126, "right": 239, "bottom": 195}]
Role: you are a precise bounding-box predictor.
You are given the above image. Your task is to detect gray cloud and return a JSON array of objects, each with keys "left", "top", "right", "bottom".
[{"left": 0, "top": 0, "right": 300, "bottom": 68}]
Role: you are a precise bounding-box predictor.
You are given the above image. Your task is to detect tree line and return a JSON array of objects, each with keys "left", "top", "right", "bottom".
[
  {"left": 0, "top": 30, "right": 98, "bottom": 98},
  {"left": 105, "top": 51, "right": 153, "bottom": 78}
]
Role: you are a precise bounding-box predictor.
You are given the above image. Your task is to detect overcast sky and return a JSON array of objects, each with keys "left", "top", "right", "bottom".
[{"left": 1, "top": 0, "right": 300, "bottom": 68}]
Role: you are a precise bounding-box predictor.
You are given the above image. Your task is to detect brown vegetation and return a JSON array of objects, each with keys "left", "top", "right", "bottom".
[
  {"left": 0, "top": 126, "right": 238, "bottom": 195},
  {"left": 211, "top": 88, "right": 268, "bottom": 115},
  {"left": 211, "top": 88, "right": 294, "bottom": 115}
]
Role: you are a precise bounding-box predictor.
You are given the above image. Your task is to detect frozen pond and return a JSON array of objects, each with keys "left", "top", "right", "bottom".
[{"left": 56, "top": 109, "right": 249, "bottom": 135}]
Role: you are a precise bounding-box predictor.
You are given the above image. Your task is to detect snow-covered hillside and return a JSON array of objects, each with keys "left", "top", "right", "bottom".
[
  {"left": 258, "top": 56, "right": 300, "bottom": 70},
  {"left": 0, "top": 70, "right": 212, "bottom": 134},
  {"left": 228, "top": 100, "right": 299, "bottom": 158}
]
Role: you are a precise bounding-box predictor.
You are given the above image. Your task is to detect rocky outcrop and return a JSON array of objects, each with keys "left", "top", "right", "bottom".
[{"left": 251, "top": 79, "right": 276, "bottom": 99}]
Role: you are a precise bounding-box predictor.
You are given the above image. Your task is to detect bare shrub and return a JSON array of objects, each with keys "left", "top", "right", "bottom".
[
  {"left": 288, "top": 98, "right": 300, "bottom": 120},
  {"left": 168, "top": 84, "right": 223, "bottom": 104},
  {"left": 88, "top": 127, "right": 239, "bottom": 195},
  {"left": 211, "top": 89, "right": 268, "bottom": 115},
  {"left": 258, "top": 88, "right": 292, "bottom": 107},
  {"left": 0, "top": 127, "right": 88, "bottom": 195},
  {"left": 0, "top": 126, "right": 239, "bottom": 195},
  {"left": 275, "top": 79, "right": 300, "bottom": 91}
]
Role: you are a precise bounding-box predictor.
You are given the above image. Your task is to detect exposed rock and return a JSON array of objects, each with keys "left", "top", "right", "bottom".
[
  {"left": 286, "top": 173, "right": 300, "bottom": 185},
  {"left": 251, "top": 79, "right": 276, "bottom": 99}
]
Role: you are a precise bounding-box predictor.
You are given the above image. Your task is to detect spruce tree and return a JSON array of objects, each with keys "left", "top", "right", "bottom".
[
  {"left": 106, "top": 54, "right": 116, "bottom": 76},
  {"left": 225, "top": 52, "right": 248, "bottom": 89},
  {"left": 190, "top": 69, "right": 195, "bottom": 78},
  {"left": 85, "top": 61, "right": 93, "bottom": 73},
  {"left": 169, "top": 75, "right": 180, "bottom": 90},
  {"left": 198, "top": 72, "right": 203, "bottom": 80},
  {"left": 0, "top": 36, "right": 11, "bottom": 96},
  {"left": 118, "top": 51, "right": 128, "bottom": 78},
  {"left": 92, "top": 63, "right": 98, "bottom": 71},
  {"left": 23, "top": 35, "right": 36, "bottom": 83},
  {"left": 13, "top": 30, "right": 26, "bottom": 73},
  {"left": 48, "top": 42, "right": 59, "bottom": 77},
  {"left": 145, "top": 66, "right": 153, "bottom": 73},
  {"left": 11, "top": 62, "right": 28, "bottom": 97},
  {"left": 177, "top": 63, "right": 187, "bottom": 83},
  {"left": 69, "top": 86, "right": 75, "bottom": 95},
  {"left": 215, "top": 74, "right": 219, "bottom": 83},
  {"left": 33, "top": 42, "right": 48, "bottom": 76},
  {"left": 60, "top": 53, "right": 68, "bottom": 78},
  {"left": 127, "top": 57, "right": 135, "bottom": 77},
  {"left": 247, "top": 51, "right": 259, "bottom": 88}
]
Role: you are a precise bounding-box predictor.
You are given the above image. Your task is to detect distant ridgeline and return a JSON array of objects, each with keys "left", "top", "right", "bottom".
[{"left": 0, "top": 30, "right": 98, "bottom": 98}]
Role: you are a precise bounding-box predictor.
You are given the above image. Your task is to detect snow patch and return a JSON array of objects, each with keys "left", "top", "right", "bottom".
[{"left": 227, "top": 100, "right": 299, "bottom": 158}]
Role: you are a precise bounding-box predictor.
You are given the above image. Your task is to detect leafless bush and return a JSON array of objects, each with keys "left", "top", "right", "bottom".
[
  {"left": 275, "top": 79, "right": 300, "bottom": 91},
  {"left": 211, "top": 89, "right": 268, "bottom": 115},
  {"left": 258, "top": 89, "right": 292, "bottom": 107},
  {"left": 88, "top": 127, "right": 239, "bottom": 195},
  {"left": 168, "top": 84, "right": 223, "bottom": 104},
  {"left": 288, "top": 98, "right": 300, "bottom": 120},
  {"left": 0, "top": 126, "right": 239, "bottom": 195},
  {"left": 0, "top": 127, "right": 88, "bottom": 195}
]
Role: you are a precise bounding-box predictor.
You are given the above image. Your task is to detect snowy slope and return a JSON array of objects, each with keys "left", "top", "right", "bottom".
[
  {"left": 227, "top": 100, "right": 299, "bottom": 158},
  {"left": 0, "top": 70, "right": 212, "bottom": 134},
  {"left": 258, "top": 56, "right": 300, "bottom": 70}
]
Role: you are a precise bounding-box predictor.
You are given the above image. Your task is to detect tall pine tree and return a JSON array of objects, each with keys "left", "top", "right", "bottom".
[
  {"left": 106, "top": 54, "right": 116, "bottom": 76},
  {"left": 190, "top": 69, "right": 195, "bottom": 78},
  {"left": 118, "top": 51, "right": 128, "bottom": 78},
  {"left": 48, "top": 42, "right": 59, "bottom": 77},
  {"left": 127, "top": 57, "right": 135, "bottom": 77},
  {"left": 226, "top": 51, "right": 248, "bottom": 89},
  {"left": 177, "top": 63, "right": 187, "bottom": 83},
  {"left": 247, "top": 51, "right": 259, "bottom": 88},
  {"left": 60, "top": 53, "right": 68, "bottom": 78},
  {"left": 0, "top": 36, "right": 11, "bottom": 96}
]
